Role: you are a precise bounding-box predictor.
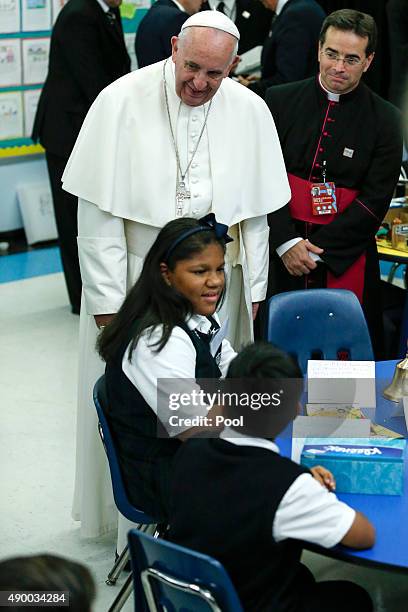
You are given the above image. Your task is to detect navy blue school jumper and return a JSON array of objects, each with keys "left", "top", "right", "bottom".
[
  {"left": 169, "top": 437, "right": 373, "bottom": 612},
  {"left": 104, "top": 321, "right": 221, "bottom": 521}
]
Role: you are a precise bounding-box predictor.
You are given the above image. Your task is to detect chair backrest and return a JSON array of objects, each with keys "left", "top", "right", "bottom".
[
  {"left": 128, "top": 529, "right": 244, "bottom": 612},
  {"left": 93, "top": 375, "right": 156, "bottom": 525},
  {"left": 266, "top": 289, "right": 374, "bottom": 373}
]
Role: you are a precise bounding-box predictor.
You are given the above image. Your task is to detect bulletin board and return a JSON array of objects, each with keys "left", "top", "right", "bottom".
[{"left": 0, "top": 0, "right": 150, "bottom": 158}]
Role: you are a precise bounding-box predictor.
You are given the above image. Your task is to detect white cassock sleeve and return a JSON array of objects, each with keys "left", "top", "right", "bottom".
[
  {"left": 241, "top": 215, "right": 269, "bottom": 303},
  {"left": 77, "top": 198, "right": 128, "bottom": 315}
]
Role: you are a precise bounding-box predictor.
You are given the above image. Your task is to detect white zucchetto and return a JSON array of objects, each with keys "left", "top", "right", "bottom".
[{"left": 180, "top": 10, "right": 240, "bottom": 40}]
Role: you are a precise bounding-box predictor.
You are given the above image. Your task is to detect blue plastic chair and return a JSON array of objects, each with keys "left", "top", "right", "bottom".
[
  {"left": 93, "top": 375, "right": 160, "bottom": 612},
  {"left": 128, "top": 529, "right": 244, "bottom": 612},
  {"left": 266, "top": 289, "right": 374, "bottom": 373}
]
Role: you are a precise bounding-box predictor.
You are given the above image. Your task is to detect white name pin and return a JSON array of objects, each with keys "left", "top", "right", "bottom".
[{"left": 343, "top": 147, "right": 354, "bottom": 158}]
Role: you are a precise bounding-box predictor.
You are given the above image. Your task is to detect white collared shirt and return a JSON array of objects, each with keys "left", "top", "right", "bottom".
[
  {"left": 122, "top": 315, "right": 237, "bottom": 435},
  {"left": 172, "top": 0, "right": 186, "bottom": 12},
  {"left": 207, "top": 0, "right": 236, "bottom": 22},
  {"left": 275, "top": 0, "right": 290, "bottom": 16},
  {"left": 95, "top": 0, "right": 109, "bottom": 13},
  {"left": 220, "top": 427, "right": 355, "bottom": 548}
]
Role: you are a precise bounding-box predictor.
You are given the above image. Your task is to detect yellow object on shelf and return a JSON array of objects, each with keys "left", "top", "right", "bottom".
[
  {"left": 120, "top": 3, "right": 137, "bottom": 19},
  {"left": 377, "top": 242, "right": 408, "bottom": 260},
  {"left": 0, "top": 144, "right": 44, "bottom": 159}
]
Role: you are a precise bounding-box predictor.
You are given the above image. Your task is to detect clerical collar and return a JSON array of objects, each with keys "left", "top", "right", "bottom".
[
  {"left": 318, "top": 75, "right": 340, "bottom": 102},
  {"left": 95, "top": 0, "right": 109, "bottom": 13},
  {"left": 207, "top": 0, "right": 236, "bottom": 21},
  {"left": 275, "top": 0, "right": 290, "bottom": 15},
  {"left": 172, "top": 0, "right": 186, "bottom": 12}
]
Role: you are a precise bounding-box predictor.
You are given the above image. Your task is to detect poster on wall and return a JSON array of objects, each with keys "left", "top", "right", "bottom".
[
  {"left": 51, "top": 0, "right": 67, "bottom": 24},
  {"left": 22, "top": 0, "right": 51, "bottom": 31},
  {"left": 0, "top": 38, "right": 22, "bottom": 86},
  {"left": 0, "top": 90, "right": 23, "bottom": 139},
  {"left": 23, "top": 87, "right": 40, "bottom": 136},
  {"left": 22, "top": 37, "right": 49, "bottom": 84},
  {"left": 121, "top": 0, "right": 150, "bottom": 20},
  {"left": 0, "top": 0, "right": 20, "bottom": 34}
]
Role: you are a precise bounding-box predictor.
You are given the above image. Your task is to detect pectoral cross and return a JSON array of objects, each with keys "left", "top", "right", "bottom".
[{"left": 175, "top": 180, "right": 191, "bottom": 217}]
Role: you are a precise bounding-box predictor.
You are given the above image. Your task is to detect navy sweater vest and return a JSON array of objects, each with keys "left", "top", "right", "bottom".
[
  {"left": 169, "top": 438, "right": 310, "bottom": 611},
  {"left": 105, "top": 322, "right": 221, "bottom": 521}
]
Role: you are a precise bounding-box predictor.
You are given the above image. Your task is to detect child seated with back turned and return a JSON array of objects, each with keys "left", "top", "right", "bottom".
[{"left": 168, "top": 342, "right": 374, "bottom": 612}]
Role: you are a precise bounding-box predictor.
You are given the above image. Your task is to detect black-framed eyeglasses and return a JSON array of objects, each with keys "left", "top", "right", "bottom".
[{"left": 321, "top": 48, "right": 365, "bottom": 67}]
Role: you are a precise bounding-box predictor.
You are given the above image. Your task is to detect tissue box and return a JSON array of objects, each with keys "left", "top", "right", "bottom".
[{"left": 301, "top": 438, "right": 406, "bottom": 495}]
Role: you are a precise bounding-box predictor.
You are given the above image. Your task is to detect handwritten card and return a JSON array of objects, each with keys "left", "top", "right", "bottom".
[{"left": 307, "top": 360, "right": 376, "bottom": 408}]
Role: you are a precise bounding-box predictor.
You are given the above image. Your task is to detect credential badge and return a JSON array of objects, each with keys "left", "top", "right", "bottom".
[{"left": 343, "top": 147, "right": 354, "bottom": 158}]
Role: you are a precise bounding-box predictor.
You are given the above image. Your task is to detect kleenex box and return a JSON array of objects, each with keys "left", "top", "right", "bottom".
[{"left": 301, "top": 438, "right": 406, "bottom": 495}]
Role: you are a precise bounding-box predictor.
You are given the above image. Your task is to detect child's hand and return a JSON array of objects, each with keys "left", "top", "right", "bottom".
[{"left": 311, "top": 465, "right": 336, "bottom": 491}]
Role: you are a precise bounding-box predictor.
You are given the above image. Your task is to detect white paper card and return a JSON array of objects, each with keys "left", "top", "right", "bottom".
[
  {"left": 23, "top": 88, "right": 41, "bottom": 136},
  {"left": 16, "top": 181, "right": 57, "bottom": 244},
  {"left": 291, "top": 415, "right": 371, "bottom": 463},
  {"left": 22, "top": 0, "right": 51, "bottom": 31},
  {"left": 0, "top": 0, "right": 20, "bottom": 34},
  {"left": 0, "top": 38, "right": 21, "bottom": 86},
  {"left": 0, "top": 90, "right": 23, "bottom": 138},
  {"left": 22, "top": 37, "right": 49, "bottom": 84},
  {"left": 234, "top": 45, "right": 262, "bottom": 75},
  {"left": 307, "top": 360, "right": 376, "bottom": 408}
]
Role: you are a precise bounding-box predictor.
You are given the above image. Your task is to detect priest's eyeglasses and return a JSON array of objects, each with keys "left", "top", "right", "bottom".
[{"left": 321, "top": 49, "right": 364, "bottom": 67}]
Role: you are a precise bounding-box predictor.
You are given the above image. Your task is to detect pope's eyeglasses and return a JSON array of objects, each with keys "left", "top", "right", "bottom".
[{"left": 321, "top": 48, "right": 365, "bottom": 67}]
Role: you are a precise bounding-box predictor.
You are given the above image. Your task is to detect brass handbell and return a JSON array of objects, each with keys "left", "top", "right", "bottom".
[{"left": 383, "top": 348, "right": 408, "bottom": 402}]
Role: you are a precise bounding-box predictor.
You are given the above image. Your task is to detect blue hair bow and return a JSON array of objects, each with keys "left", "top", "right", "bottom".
[{"left": 199, "top": 213, "right": 233, "bottom": 244}]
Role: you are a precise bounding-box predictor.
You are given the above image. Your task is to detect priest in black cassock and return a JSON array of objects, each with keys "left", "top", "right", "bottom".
[{"left": 266, "top": 9, "right": 402, "bottom": 358}]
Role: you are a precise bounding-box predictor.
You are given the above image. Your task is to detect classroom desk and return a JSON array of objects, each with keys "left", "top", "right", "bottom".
[
  {"left": 377, "top": 243, "right": 408, "bottom": 286},
  {"left": 281, "top": 360, "right": 408, "bottom": 573}
]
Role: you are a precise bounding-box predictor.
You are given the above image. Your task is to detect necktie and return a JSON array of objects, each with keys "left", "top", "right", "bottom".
[
  {"left": 106, "top": 8, "right": 121, "bottom": 35},
  {"left": 106, "top": 8, "right": 116, "bottom": 24},
  {"left": 195, "top": 318, "right": 220, "bottom": 346},
  {"left": 217, "top": 1, "right": 226, "bottom": 14}
]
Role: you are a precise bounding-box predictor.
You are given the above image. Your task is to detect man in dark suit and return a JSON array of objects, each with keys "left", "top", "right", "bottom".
[
  {"left": 135, "top": 0, "right": 202, "bottom": 68},
  {"left": 241, "top": 0, "right": 325, "bottom": 98},
  {"left": 200, "top": 0, "right": 273, "bottom": 54},
  {"left": 32, "top": 0, "right": 130, "bottom": 314}
]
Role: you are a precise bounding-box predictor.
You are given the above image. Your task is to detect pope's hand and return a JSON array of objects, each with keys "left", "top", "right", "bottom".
[
  {"left": 281, "top": 239, "right": 323, "bottom": 277},
  {"left": 237, "top": 74, "right": 260, "bottom": 87},
  {"left": 252, "top": 302, "right": 260, "bottom": 320},
  {"left": 94, "top": 314, "right": 115, "bottom": 329}
]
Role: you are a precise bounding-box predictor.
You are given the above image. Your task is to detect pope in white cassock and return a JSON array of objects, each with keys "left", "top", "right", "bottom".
[{"left": 62, "top": 10, "right": 290, "bottom": 539}]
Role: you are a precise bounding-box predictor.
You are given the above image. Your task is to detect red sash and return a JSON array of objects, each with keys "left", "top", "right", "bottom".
[{"left": 288, "top": 173, "right": 366, "bottom": 303}]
